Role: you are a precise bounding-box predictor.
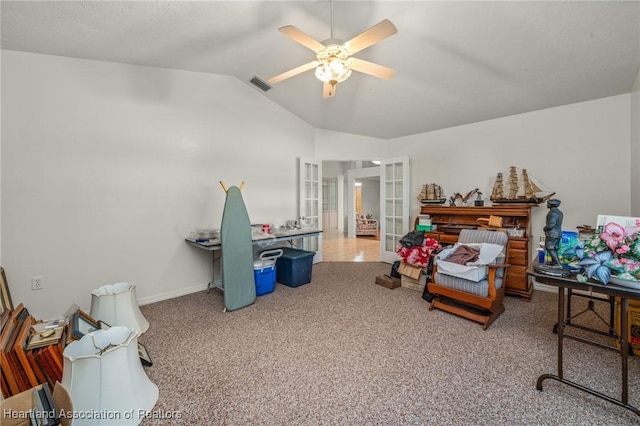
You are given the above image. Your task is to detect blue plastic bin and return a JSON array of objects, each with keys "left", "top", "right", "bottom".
[{"left": 276, "top": 248, "right": 315, "bottom": 287}]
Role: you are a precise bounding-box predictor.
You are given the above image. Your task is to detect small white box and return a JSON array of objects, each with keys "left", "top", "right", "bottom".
[{"left": 418, "top": 215, "right": 432, "bottom": 226}]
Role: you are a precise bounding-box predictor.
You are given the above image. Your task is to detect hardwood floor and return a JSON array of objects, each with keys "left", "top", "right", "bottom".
[{"left": 322, "top": 228, "right": 381, "bottom": 262}]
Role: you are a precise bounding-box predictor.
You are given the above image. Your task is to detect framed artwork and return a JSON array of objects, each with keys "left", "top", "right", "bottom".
[
  {"left": 138, "top": 342, "right": 153, "bottom": 367},
  {"left": 1, "top": 267, "right": 14, "bottom": 312},
  {"left": 70, "top": 309, "right": 100, "bottom": 342}
]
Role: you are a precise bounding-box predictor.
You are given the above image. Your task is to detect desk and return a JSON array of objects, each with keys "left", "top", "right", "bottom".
[
  {"left": 528, "top": 265, "right": 640, "bottom": 416},
  {"left": 186, "top": 228, "right": 322, "bottom": 292}
]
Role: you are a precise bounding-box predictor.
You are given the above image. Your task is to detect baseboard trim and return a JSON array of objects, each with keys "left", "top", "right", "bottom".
[
  {"left": 533, "top": 282, "right": 557, "bottom": 294},
  {"left": 533, "top": 280, "right": 608, "bottom": 299},
  {"left": 137, "top": 283, "right": 209, "bottom": 306}
]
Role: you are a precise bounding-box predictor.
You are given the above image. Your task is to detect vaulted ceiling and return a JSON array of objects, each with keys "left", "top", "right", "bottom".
[{"left": 2, "top": 1, "right": 638, "bottom": 139}]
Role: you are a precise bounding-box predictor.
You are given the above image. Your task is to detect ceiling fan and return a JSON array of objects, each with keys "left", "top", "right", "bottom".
[{"left": 267, "top": 0, "right": 397, "bottom": 98}]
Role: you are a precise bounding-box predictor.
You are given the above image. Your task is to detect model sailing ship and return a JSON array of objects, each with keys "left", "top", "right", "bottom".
[
  {"left": 490, "top": 166, "right": 555, "bottom": 204},
  {"left": 417, "top": 183, "right": 446, "bottom": 204}
]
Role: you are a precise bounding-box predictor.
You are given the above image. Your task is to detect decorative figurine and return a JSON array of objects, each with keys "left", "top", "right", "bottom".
[
  {"left": 474, "top": 192, "right": 484, "bottom": 206},
  {"left": 534, "top": 198, "right": 570, "bottom": 276},
  {"left": 449, "top": 188, "right": 481, "bottom": 206},
  {"left": 544, "top": 199, "right": 563, "bottom": 267}
]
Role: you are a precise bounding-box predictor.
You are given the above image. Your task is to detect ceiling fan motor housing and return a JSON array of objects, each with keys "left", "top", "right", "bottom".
[{"left": 316, "top": 43, "right": 350, "bottom": 60}]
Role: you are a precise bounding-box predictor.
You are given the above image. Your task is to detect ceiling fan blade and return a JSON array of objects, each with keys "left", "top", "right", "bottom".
[
  {"left": 344, "top": 19, "right": 397, "bottom": 54},
  {"left": 349, "top": 58, "right": 395, "bottom": 80},
  {"left": 323, "top": 82, "right": 336, "bottom": 99},
  {"left": 268, "top": 61, "right": 319, "bottom": 85},
  {"left": 278, "top": 25, "right": 326, "bottom": 52}
]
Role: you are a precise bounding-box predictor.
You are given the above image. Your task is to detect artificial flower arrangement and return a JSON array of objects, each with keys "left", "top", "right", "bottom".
[
  {"left": 565, "top": 220, "right": 640, "bottom": 284},
  {"left": 396, "top": 236, "right": 442, "bottom": 267}
]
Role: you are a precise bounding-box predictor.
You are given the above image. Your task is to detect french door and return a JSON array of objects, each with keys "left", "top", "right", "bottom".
[
  {"left": 299, "top": 157, "right": 323, "bottom": 263},
  {"left": 380, "top": 156, "right": 410, "bottom": 264}
]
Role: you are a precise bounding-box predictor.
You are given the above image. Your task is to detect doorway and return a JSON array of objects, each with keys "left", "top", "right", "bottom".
[
  {"left": 322, "top": 177, "right": 338, "bottom": 230},
  {"left": 346, "top": 166, "right": 381, "bottom": 238},
  {"left": 322, "top": 228, "right": 381, "bottom": 261},
  {"left": 319, "top": 157, "right": 410, "bottom": 264},
  {"left": 322, "top": 160, "right": 381, "bottom": 262}
]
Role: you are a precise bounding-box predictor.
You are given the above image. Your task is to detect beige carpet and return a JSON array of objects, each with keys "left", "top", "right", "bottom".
[{"left": 138, "top": 262, "right": 640, "bottom": 425}]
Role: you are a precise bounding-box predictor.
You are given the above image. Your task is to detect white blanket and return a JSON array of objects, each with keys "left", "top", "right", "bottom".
[{"left": 436, "top": 243, "right": 504, "bottom": 282}]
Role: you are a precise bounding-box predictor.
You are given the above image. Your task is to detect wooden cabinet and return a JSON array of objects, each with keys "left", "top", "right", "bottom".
[{"left": 419, "top": 205, "right": 535, "bottom": 300}]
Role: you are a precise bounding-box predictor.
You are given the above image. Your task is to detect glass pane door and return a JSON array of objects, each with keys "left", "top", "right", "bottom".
[
  {"left": 299, "top": 157, "right": 323, "bottom": 262},
  {"left": 380, "top": 156, "right": 410, "bottom": 264}
]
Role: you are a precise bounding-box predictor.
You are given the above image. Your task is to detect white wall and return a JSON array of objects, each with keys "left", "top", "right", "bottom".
[
  {"left": 314, "top": 129, "right": 387, "bottom": 160},
  {"left": 1, "top": 51, "right": 315, "bottom": 319},
  {"left": 387, "top": 95, "right": 632, "bottom": 246},
  {"left": 315, "top": 132, "right": 388, "bottom": 232},
  {"left": 631, "top": 69, "right": 640, "bottom": 217}
]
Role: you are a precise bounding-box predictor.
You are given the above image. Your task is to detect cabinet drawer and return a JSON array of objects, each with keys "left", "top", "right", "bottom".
[
  {"left": 425, "top": 232, "right": 441, "bottom": 240},
  {"left": 423, "top": 232, "right": 458, "bottom": 245},
  {"left": 509, "top": 239, "right": 528, "bottom": 250},
  {"left": 507, "top": 249, "right": 527, "bottom": 266},
  {"left": 505, "top": 265, "right": 527, "bottom": 291},
  {"left": 440, "top": 234, "right": 459, "bottom": 245}
]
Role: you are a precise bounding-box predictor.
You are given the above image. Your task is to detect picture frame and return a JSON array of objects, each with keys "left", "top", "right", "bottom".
[
  {"left": 138, "top": 342, "right": 153, "bottom": 367},
  {"left": 69, "top": 309, "right": 100, "bottom": 342},
  {"left": 1, "top": 267, "right": 14, "bottom": 312},
  {"left": 26, "top": 326, "right": 64, "bottom": 350}
]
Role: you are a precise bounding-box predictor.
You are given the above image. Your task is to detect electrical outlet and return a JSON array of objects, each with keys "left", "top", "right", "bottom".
[{"left": 32, "top": 276, "right": 44, "bottom": 291}]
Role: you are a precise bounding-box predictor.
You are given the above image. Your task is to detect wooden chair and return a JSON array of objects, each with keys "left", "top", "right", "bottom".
[{"left": 427, "top": 229, "right": 510, "bottom": 330}]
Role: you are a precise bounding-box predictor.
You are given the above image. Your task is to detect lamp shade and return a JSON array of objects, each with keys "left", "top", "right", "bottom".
[
  {"left": 61, "top": 326, "right": 158, "bottom": 425},
  {"left": 90, "top": 282, "right": 149, "bottom": 335}
]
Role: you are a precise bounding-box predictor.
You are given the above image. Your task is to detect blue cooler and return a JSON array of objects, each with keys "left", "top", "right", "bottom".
[{"left": 254, "top": 249, "right": 282, "bottom": 296}]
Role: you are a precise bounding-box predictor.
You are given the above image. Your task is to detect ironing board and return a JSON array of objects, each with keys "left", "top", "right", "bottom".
[{"left": 220, "top": 185, "right": 256, "bottom": 311}]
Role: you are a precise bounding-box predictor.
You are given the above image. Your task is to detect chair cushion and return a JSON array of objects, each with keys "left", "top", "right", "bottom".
[
  {"left": 458, "top": 229, "right": 508, "bottom": 246},
  {"left": 433, "top": 271, "right": 503, "bottom": 297}
]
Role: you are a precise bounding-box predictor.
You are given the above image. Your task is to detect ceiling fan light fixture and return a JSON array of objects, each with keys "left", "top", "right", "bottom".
[{"left": 314, "top": 56, "right": 352, "bottom": 83}]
